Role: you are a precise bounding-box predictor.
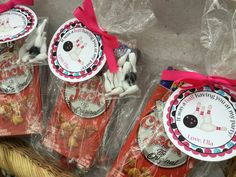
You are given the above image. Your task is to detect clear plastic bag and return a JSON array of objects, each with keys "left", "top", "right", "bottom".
[
  {"left": 0, "top": 17, "right": 48, "bottom": 66},
  {"left": 15, "top": 17, "right": 49, "bottom": 65},
  {"left": 201, "top": 0, "right": 236, "bottom": 78},
  {"left": 0, "top": 7, "right": 47, "bottom": 137},
  {"left": 41, "top": 74, "right": 116, "bottom": 173},
  {"left": 93, "top": 0, "right": 156, "bottom": 100},
  {"left": 0, "top": 65, "right": 43, "bottom": 136},
  {"left": 93, "top": 0, "right": 156, "bottom": 36},
  {"left": 103, "top": 40, "right": 141, "bottom": 99},
  {"left": 105, "top": 67, "right": 195, "bottom": 177},
  {"left": 36, "top": 0, "right": 156, "bottom": 174}
]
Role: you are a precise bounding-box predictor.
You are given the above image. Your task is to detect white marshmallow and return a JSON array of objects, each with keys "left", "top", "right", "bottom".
[
  {"left": 107, "top": 71, "right": 115, "bottom": 89},
  {"left": 119, "top": 85, "right": 139, "bottom": 97},
  {"left": 35, "top": 32, "right": 46, "bottom": 48},
  {"left": 113, "top": 73, "right": 119, "bottom": 87},
  {"left": 30, "top": 53, "right": 47, "bottom": 62},
  {"left": 122, "top": 61, "right": 132, "bottom": 80},
  {"left": 103, "top": 72, "right": 112, "bottom": 92},
  {"left": 40, "top": 37, "right": 47, "bottom": 54},
  {"left": 22, "top": 53, "right": 31, "bottom": 62},
  {"left": 116, "top": 67, "right": 123, "bottom": 86},
  {"left": 105, "top": 87, "right": 124, "bottom": 97},
  {"left": 17, "top": 45, "right": 27, "bottom": 63},
  {"left": 129, "top": 52, "right": 137, "bottom": 73},
  {"left": 117, "top": 49, "right": 131, "bottom": 67},
  {"left": 122, "top": 80, "right": 130, "bottom": 90},
  {"left": 37, "top": 19, "right": 47, "bottom": 35},
  {"left": 25, "top": 33, "right": 37, "bottom": 50}
]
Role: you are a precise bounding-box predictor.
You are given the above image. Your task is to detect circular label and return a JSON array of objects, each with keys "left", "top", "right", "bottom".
[
  {"left": 0, "top": 51, "right": 32, "bottom": 94},
  {"left": 138, "top": 101, "right": 187, "bottom": 168},
  {"left": 0, "top": 66, "right": 32, "bottom": 94},
  {"left": 48, "top": 18, "right": 106, "bottom": 82},
  {"left": 64, "top": 76, "right": 109, "bottom": 118},
  {"left": 0, "top": 5, "right": 37, "bottom": 43},
  {"left": 163, "top": 86, "right": 236, "bottom": 161}
]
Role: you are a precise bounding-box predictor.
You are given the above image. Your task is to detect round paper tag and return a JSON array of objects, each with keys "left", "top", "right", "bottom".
[
  {"left": 0, "top": 5, "right": 37, "bottom": 43},
  {"left": 163, "top": 86, "right": 236, "bottom": 161},
  {"left": 0, "top": 52, "right": 33, "bottom": 94},
  {"left": 64, "top": 76, "right": 109, "bottom": 118},
  {"left": 138, "top": 101, "right": 187, "bottom": 168},
  {"left": 48, "top": 18, "right": 106, "bottom": 82}
]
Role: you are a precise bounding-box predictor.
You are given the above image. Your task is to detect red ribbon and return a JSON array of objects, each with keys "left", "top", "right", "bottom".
[
  {"left": 162, "top": 70, "right": 236, "bottom": 91},
  {"left": 74, "top": 0, "right": 119, "bottom": 73},
  {"left": 0, "top": 0, "right": 33, "bottom": 13}
]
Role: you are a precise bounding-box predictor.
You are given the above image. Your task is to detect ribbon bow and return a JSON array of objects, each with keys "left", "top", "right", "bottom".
[
  {"left": 0, "top": 0, "right": 33, "bottom": 13},
  {"left": 74, "top": 0, "right": 119, "bottom": 73},
  {"left": 162, "top": 70, "right": 236, "bottom": 91}
]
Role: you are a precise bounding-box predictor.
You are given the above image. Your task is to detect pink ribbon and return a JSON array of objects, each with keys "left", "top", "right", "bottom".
[
  {"left": 162, "top": 70, "right": 236, "bottom": 91},
  {"left": 74, "top": 0, "right": 119, "bottom": 73},
  {"left": 0, "top": 0, "right": 33, "bottom": 13}
]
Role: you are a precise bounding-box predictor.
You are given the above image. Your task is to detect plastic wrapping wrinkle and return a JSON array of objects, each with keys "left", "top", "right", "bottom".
[
  {"left": 41, "top": 76, "right": 117, "bottom": 173},
  {"left": 201, "top": 0, "right": 236, "bottom": 79},
  {"left": 9, "top": 0, "right": 236, "bottom": 176},
  {"left": 106, "top": 72, "right": 195, "bottom": 177},
  {"left": 0, "top": 66, "right": 42, "bottom": 136}
]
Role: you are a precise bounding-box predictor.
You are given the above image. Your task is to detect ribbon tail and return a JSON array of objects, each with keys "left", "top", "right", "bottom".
[
  {"left": 103, "top": 39, "right": 118, "bottom": 73},
  {"left": 74, "top": 0, "right": 99, "bottom": 29},
  {"left": 0, "top": 0, "right": 34, "bottom": 13},
  {"left": 20, "top": 0, "right": 34, "bottom": 6},
  {"left": 82, "top": 0, "right": 96, "bottom": 20},
  {"left": 14, "top": 0, "right": 34, "bottom": 6},
  {"left": 0, "top": 1, "right": 14, "bottom": 13}
]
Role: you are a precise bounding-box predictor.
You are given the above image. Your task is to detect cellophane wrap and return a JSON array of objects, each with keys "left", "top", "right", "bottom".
[
  {"left": 15, "top": 17, "right": 49, "bottom": 66},
  {"left": 0, "top": 47, "right": 43, "bottom": 137},
  {"left": 201, "top": 1, "right": 236, "bottom": 175},
  {"left": 37, "top": 73, "right": 116, "bottom": 173},
  {"left": 102, "top": 40, "right": 142, "bottom": 100},
  {"left": 0, "top": 11, "right": 48, "bottom": 137},
  {"left": 201, "top": 0, "right": 236, "bottom": 78},
  {"left": 93, "top": 0, "right": 155, "bottom": 100},
  {"left": 93, "top": 0, "right": 155, "bottom": 36},
  {"left": 34, "top": 1, "right": 156, "bottom": 175},
  {"left": 101, "top": 67, "right": 195, "bottom": 177},
  {"left": 100, "top": 65, "right": 236, "bottom": 177}
]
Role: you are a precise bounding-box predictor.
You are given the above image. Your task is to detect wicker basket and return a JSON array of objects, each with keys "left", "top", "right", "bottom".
[
  {"left": 0, "top": 138, "right": 235, "bottom": 177},
  {"left": 227, "top": 157, "right": 236, "bottom": 177},
  {"left": 0, "top": 139, "right": 75, "bottom": 177}
]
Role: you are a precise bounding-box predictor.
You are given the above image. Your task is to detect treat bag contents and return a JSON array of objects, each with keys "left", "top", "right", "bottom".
[
  {"left": 104, "top": 43, "right": 140, "bottom": 99},
  {"left": 0, "top": 3, "right": 46, "bottom": 137},
  {"left": 0, "top": 52, "right": 42, "bottom": 136},
  {"left": 107, "top": 75, "right": 194, "bottom": 177},
  {"left": 42, "top": 76, "right": 116, "bottom": 171}
]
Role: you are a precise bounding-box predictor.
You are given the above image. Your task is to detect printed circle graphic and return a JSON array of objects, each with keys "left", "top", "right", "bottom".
[
  {"left": 183, "top": 115, "right": 198, "bottom": 128},
  {"left": 163, "top": 85, "right": 236, "bottom": 161},
  {"left": 48, "top": 18, "right": 106, "bottom": 82},
  {"left": 64, "top": 76, "right": 110, "bottom": 118},
  {"left": 0, "top": 5, "right": 37, "bottom": 43},
  {"left": 138, "top": 111, "right": 187, "bottom": 168}
]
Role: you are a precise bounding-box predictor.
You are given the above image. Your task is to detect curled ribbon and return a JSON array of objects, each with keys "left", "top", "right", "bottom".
[
  {"left": 162, "top": 70, "right": 236, "bottom": 91},
  {"left": 0, "top": 0, "right": 33, "bottom": 13},
  {"left": 74, "top": 0, "right": 119, "bottom": 73}
]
